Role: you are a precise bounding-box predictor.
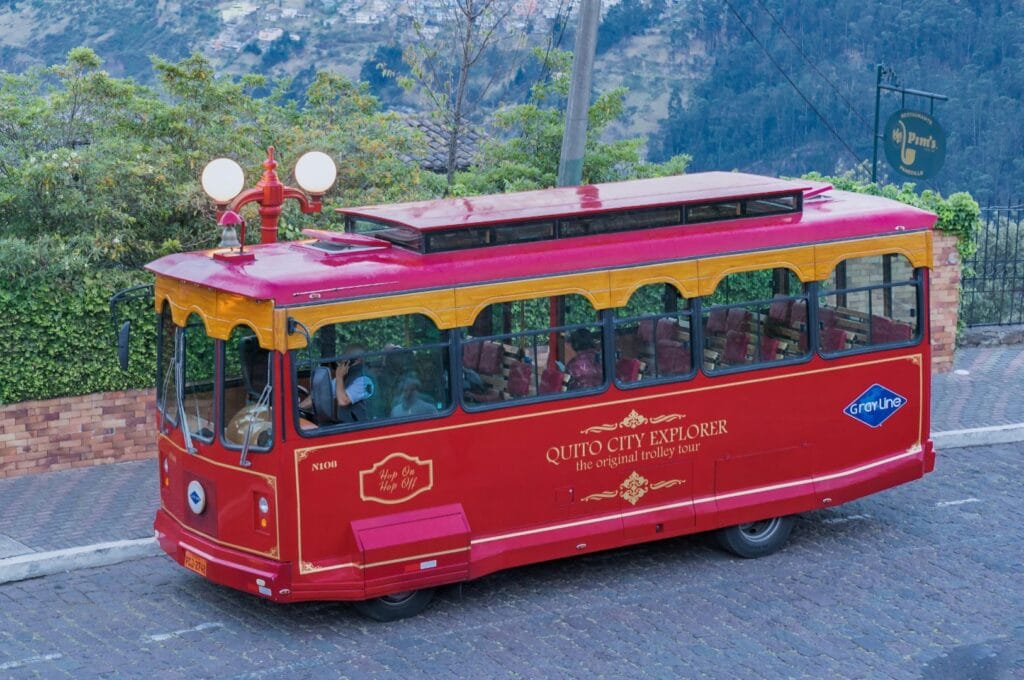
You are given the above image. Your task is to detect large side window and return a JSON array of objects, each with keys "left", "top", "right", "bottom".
[
  {"left": 294, "top": 313, "right": 450, "bottom": 430},
  {"left": 703, "top": 268, "right": 810, "bottom": 372},
  {"left": 462, "top": 294, "right": 604, "bottom": 406},
  {"left": 818, "top": 254, "right": 919, "bottom": 354},
  {"left": 222, "top": 326, "right": 273, "bottom": 450},
  {"left": 613, "top": 283, "right": 693, "bottom": 385},
  {"left": 181, "top": 313, "right": 215, "bottom": 442}
]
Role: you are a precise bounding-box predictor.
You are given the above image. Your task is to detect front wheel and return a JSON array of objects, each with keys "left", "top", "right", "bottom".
[
  {"left": 353, "top": 588, "right": 435, "bottom": 622},
  {"left": 715, "top": 515, "right": 795, "bottom": 558}
]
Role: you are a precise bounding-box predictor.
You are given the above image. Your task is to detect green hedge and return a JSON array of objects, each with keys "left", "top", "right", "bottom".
[{"left": 0, "top": 235, "right": 156, "bottom": 404}]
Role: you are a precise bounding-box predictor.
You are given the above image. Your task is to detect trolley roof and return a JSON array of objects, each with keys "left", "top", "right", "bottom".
[{"left": 146, "top": 172, "right": 937, "bottom": 306}]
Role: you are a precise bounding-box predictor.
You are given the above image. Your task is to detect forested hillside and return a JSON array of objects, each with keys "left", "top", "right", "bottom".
[
  {"left": 1, "top": 0, "right": 1018, "bottom": 197},
  {"left": 654, "top": 0, "right": 1024, "bottom": 198}
]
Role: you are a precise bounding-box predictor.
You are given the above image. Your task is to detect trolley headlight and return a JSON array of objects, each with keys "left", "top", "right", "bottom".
[{"left": 258, "top": 496, "right": 269, "bottom": 515}]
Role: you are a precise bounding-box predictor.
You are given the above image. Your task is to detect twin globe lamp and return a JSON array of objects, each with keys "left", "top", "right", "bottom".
[{"left": 200, "top": 147, "right": 337, "bottom": 260}]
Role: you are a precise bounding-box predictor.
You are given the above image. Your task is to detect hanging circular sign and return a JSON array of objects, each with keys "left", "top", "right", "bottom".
[{"left": 883, "top": 109, "right": 946, "bottom": 179}]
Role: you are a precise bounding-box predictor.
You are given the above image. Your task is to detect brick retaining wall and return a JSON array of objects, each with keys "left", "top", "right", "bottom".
[
  {"left": 930, "top": 232, "right": 962, "bottom": 374},
  {"left": 0, "top": 389, "right": 154, "bottom": 479}
]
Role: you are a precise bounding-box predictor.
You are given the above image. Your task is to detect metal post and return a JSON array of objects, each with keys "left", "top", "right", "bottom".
[
  {"left": 871, "top": 64, "right": 882, "bottom": 183},
  {"left": 557, "top": 0, "right": 601, "bottom": 188}
]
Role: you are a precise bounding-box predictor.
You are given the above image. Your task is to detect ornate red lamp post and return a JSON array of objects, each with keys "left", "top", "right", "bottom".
[{"left": 200, "top": 146, "right": 337, "bottom": 260}]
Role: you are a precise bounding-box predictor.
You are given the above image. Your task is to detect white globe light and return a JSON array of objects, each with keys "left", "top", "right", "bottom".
[
  {"left": 201, "top": 158, "right": 245, "bottom": 203},
  {"left": 294, "top": 151, "right": 337, "bottom": 194}
]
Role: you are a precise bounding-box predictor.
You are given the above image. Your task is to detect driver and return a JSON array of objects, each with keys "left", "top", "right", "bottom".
[
  {"left": 331, "top": 347, "right": 374, "bottom": 421},
  {"left": 301, "top": 343, "right": 375, "bottom": 423}
]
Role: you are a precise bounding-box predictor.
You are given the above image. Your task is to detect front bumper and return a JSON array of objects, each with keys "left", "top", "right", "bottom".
[{"left": 155, "top": 509, "right": 292, "bottom": 602}]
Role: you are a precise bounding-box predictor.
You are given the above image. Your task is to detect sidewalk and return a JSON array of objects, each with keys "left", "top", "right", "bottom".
[{"left": 1, "top": 345, "right": 1022, "bottom": 583}]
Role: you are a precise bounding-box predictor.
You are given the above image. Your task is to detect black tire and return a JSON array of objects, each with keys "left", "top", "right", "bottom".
[
  {"left": 715, "top": 515, "right": 795, "bottom": 558},
  {"left": 353, "top": 588, "right": 435, "bottom": 622}
]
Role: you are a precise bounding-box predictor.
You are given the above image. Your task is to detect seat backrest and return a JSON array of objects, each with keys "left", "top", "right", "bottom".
[
  {"left": 724, "top": 330, "right": 749, "bottom": 364},
  {"left": 506, "top": 360, "right": 533, "bottom": 398},
  {"left": 821, "top": 326, "right": 848, "bottom": 352}
]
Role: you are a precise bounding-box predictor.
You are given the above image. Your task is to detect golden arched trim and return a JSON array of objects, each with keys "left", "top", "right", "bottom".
[
  {"left": 454, "top": 271, "right": 611, "bottom": 327},
  {"left": 277, "top": 289, "right": 457, "bottom": 351},
  {"left": 813, "top": 231, "right": 932, "bottom": 280},
  {"left": 154, "top": 276, "right": 275, "bottom": 349},
  {"left": 608, "top": 260, "right": 700, "bottom": 307},
  {"left": 697, "top": 246, "right": 816, "bottom": 297}
]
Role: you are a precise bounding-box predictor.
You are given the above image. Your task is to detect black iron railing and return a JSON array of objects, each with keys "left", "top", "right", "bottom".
[{"left": 961, "top": 202, "right": 1024, "bottom": 326}]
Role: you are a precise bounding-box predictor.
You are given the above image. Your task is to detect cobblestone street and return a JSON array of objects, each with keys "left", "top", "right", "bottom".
[{"left": 1, "top": 444, "right": 1021, "bottom": 678}]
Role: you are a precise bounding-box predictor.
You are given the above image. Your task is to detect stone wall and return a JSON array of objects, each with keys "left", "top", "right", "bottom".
[
  {"left": 0, "top": 389, "right": 154, "bottom": 479},
  {"left": 930, "top": 232, "right": 962, "bottom": 373}
]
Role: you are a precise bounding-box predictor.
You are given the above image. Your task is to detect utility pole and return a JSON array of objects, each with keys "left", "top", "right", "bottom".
[{"left": 556, "top": 0, "right": 601, "bottom": 188}]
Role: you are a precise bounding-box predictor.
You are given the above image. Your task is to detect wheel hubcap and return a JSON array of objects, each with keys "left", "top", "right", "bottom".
[
  {"left": 381, "top": 591, "right": 415, "bottom": 605},
  {"left": 738, "top": 517, "right": 781, "bottom": 544}
]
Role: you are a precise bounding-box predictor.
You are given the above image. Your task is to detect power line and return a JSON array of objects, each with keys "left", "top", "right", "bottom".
[
  {"left": 752, "top": 0, "right": 873, "bottom": 131},
  {"left": 722, "top": 0, "right": 863, "bottom": 164}
]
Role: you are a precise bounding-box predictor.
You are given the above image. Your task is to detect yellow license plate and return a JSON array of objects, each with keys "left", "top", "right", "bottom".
[{"left": 184, "top": 550, "right": 208, "bottom": 577}]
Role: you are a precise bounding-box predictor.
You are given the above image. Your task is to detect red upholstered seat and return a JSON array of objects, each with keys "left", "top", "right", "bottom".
[
  {"left": 656, "top": 318, "right": 679, "bottom": 341},
  {"left": 706, "top": 307, "right": 728, "bottom": 335},
  {"left": 638, "top": 319, "right": 655, "bottom": 343},
  {"left": 724, "top": 330, "right": 749, "bottom": 364},
  {"left": 462, "top": 341, "right": 481, "bottom": 372},
  {"left": 540, "top": 366, "right": 567, "bottom": 394},
  {"left": 821, "top": 326, "right": 848, "bottom": 352},
  {"left": 477, "top": 341, "right": 504, "bottom": 375},
  {"left": 760, "top": 336, "right": 780, "bottom": 361},
  {"left": 871, "top": 316, "right": 913, "bottom": 343},
  {"left": 768, "top": 295, "right": 792, "bottom": 324},
  {"left": 726, "top": 308, "right": 750, "bottom": 332},
  {"left": 655, "top": 342, "right": 691, "bottom": 375},
  {"left": 615, "top": 357, "right": 642, "bottom": 383},
  {"left": 818, "top": 307, "right": 837, "bottom": 328},
  {"left": 790, "top": 300, "right": 807, "bottom": 327},
  {"left": 506, "top": 360, "right": 533, "bottom": 397}
]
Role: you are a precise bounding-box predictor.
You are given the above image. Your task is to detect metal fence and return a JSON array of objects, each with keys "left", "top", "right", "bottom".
[{"left": 961, "top": 202, "right": 1024, "bottom": 326}]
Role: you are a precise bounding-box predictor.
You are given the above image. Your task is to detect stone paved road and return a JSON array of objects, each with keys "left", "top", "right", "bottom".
[{"left": 0, "top": 444, "right": 1021, "bottom": 679}]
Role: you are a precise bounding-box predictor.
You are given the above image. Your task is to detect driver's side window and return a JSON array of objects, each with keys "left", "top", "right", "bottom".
[{"left": 294, "top": 314, "right": 451, "bottom": 431}]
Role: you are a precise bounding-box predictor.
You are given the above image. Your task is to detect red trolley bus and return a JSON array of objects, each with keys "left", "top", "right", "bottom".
[{"left": 142, "top": 171, "right": 935, "bottom": 620}]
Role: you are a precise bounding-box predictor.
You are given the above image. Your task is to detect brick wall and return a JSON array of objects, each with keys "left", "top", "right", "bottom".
[
  {"left": 0, "top": 388, "right": 155, "bottom": 479},
  {"left": 930, "top": 232, "right": 962, "bottom": 373}
]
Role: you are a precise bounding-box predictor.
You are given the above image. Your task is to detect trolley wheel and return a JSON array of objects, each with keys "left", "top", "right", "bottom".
[
  {"left": 354, "top": 588, "right": 436, "bottom": 622},
  {"left": 715, "top": 515, "right": 795, "bottom": 559}
]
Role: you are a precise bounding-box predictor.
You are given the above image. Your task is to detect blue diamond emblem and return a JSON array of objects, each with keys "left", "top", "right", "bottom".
[
  {"left": 189, "top": 490, "right": 202, "bottom": 505},
  {"left": 844, "top": 384, "right": 908, "bottom": 428}
]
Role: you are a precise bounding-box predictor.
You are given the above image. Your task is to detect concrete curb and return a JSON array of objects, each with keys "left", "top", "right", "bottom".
[
  {"left": 0, "top": 537, "right": 160, "bottom": 586},
  {"left": 932, "top": 424, "right": 1024, "bottom": 450}
]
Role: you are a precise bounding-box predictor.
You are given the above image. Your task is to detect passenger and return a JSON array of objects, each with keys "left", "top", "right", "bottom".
[{"left": 390, "top": 374, "right": 435, "bottom": 418}]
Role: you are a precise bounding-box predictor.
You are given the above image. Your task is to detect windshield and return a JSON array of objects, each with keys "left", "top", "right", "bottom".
[{"left": 156, "top": 308, "right": 217, "bottom": 445}]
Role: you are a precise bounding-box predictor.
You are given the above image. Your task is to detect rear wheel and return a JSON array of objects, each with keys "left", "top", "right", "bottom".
[
  {"left": 353, "top": 588, "right": 435, "bottom": 622},
  {"left": 715, "top": 515, "right": 795, "bottom": 558}
]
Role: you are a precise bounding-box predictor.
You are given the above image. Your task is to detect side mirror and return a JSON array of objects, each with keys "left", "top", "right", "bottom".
[{"left": 118, "top": 320, "right": 131, "bottom": 370}]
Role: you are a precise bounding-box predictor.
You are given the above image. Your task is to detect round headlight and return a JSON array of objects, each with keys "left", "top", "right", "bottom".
[{"left": 258, "top": 497, "right": 270, "bottom": 515}]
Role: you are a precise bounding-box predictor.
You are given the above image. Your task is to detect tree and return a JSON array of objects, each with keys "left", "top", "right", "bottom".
[
  {"left": 453, "top": 49, "right": 691, "bottom": 196},
  {"left": 401, "top": 0, "right": 534, "bottom": 187}
]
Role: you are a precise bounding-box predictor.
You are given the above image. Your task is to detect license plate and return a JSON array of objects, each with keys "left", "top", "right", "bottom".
[{"left": 184, "top": 550, "right": 208, "bottom": 577}]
